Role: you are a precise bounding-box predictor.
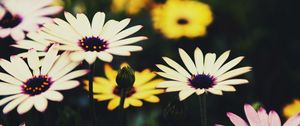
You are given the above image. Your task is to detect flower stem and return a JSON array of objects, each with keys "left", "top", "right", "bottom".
[
  {"left": 199, "top": 94, "right": 208, "bottom": 126},
  {"left": 119, "top": 88, "right": 127, "bottom": 126},
  {"left": 88, "top": 63, "right": 97, "bottom": 126}
]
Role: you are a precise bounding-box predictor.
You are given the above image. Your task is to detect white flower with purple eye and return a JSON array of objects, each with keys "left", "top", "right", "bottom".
[
  {"left": 13, "top": 11, "right": 147, "bottom": 64},
  {"left": 0, "top": 45, "right": 88, "bottom": 114},
  {"left": 156, "top": 47, "right": 251, "bottom": 101},
  {"left": 0, "top": 0, "right": 62, "bottom": 41},
  {"left": 227, "top": 104, "right": 300, "bottom": 126}
]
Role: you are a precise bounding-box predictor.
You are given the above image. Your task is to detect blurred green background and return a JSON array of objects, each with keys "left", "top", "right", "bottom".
[{"left": 1, "top": 0, "right": 300, "bottom": 125}]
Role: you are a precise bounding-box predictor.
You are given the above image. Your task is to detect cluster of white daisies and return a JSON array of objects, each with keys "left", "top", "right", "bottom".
[{"left": 0, "top": 0, "right": 299, "bottom": 126}]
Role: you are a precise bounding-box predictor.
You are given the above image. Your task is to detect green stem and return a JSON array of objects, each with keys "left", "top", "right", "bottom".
[
  {"left": 119, "top": 88, "right": 127, "bottom": 126},
  {"left": 199, "top": 94, "right": 208, "bottom": 126},
  {"left": 88, "top": 63, "right": 97, "bottom": 126}
]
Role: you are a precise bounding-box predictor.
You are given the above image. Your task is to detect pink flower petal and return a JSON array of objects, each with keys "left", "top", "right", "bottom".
[
  {"left": 244, "top": 104, "right": 262, "bottom": 126},
  {"left": 227, "top": 112, "right": 249, "bottom": 126}
]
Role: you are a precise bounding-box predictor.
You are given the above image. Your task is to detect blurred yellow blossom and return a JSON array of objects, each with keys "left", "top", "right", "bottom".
[
  {"left": 83, "top": 64, "right": 164, "bottom": 110},
  {"left": 51, "top": 0, "right": 64, "bottom": 6},
  {"left": 151, "top": 0, "right": 213, "bottom": 39},
  {"left": 283, "top": 99, "right": 300, "bottom": 118},
  {"left": 111, "top": 0, "right": 150, "bottom": 15}
]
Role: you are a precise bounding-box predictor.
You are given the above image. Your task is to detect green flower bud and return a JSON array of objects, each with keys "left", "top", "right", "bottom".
[{"left": 116, "top": 65, "right": 135, "bottom": 89}]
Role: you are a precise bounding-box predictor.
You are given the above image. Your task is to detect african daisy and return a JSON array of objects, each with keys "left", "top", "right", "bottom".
[
  {"left": 156, "top": 47, "right": 251, "bottom": 101},
  {"left": 0, "top": 0, "right": 62, "bottom": 41},
  {"left": 83, "top": 64, "right": 164, "bottom": 110},
  {"left": 227, "top": 104, "right": 300, "bottom": 126},
  {"left": 0, "top": 45, "right": 88, "bottom": 114},
  {"left": 13, "top": 11, "right": 147, "bottom": 64}
]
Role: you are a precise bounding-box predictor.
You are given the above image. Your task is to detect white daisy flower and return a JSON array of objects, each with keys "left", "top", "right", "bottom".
[
  {"left": 156, "top": 47, "right": 252, "bottom": 101},
  {"left": 13, "top": 11, "right": 147, "bottom": 64},
  {"left": 0, "top": 0, "right": 62, "bottom": 41},
  {"left": 0, "top": 45, "right": 88, "bottom": 114}
]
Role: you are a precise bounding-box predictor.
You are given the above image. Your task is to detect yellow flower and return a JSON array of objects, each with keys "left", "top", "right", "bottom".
[
  {"left": 83, "top": 64, "right": 164, "bottom": 110},
  {"left": 151, "top": 0, "right": 213, "bottom": 39},
  {"left": 111, "top": 0, "right": 150, "bottom": 15},
  {"left": 283, "top": 99, "right": 300, "bottom": 118}
]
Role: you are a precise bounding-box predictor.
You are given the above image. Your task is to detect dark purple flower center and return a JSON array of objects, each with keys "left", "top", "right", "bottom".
[
  {"left": 22, "top": 75, "right": 52, "bottom": 96},
  {"left": 177, "top": 18, "right": 189, "bottom": 25},
  {"left": 189, "top": 74, "right": 216, "bottom": 89},
  {"left": 79, "top": 36, "right": 108, "bottom": 52},
  {"left": 0, "top": 11, "right": 22, "bottom": 28},
  {"left": 113, "top": 87, "right": 136, "bottom": 97}
]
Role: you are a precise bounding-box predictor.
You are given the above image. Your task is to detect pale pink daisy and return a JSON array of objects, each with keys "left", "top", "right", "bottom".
[
  {"left": 0, "top": 45, "right": 88, "bottom": 114},
  {"left": 12, "top": 11, "right": 147, "bottom": 64},
  {"left": 0, "top": 0, "right": 62, "bottom": 41},
  {"left": 227, "top": 104, "right": 300, "bottom": 126},
  {"left": 156, "top": 47, "right": 251, "bottom": 101}
]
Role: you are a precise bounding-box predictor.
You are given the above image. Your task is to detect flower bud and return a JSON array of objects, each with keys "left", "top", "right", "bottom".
[{"left": 116, "top": 65, "right": 135, "bottom": 89}]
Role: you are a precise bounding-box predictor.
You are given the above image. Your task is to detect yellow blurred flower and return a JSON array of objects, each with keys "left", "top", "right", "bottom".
[
  {"left": 111, "top": 0, "right": 150, "bottom": 15},
  {"left": 83, "top": 64, "right": 164, "bottom": 110},
  {"left": 51, "top": 0, "right": 64, "bottom": 6},
  {"left": 283, "top": 99, "right": 300, "bottom": 118},
  {"left": 151, "top": 0, "right": 213, "bottom": 39}
]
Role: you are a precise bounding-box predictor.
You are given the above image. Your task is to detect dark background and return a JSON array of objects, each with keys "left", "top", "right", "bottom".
[{"left": 1, "top": 0, "right": 300, "bottom": 125}]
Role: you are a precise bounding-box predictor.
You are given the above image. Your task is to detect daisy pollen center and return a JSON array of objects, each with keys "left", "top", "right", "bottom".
[
  {"left": 113, "top": 87, "right": 136, "bottom": 97},
  {"left": 22, "top": 75, "right": 52, "bottom": 96},
  {"left": 79, "top": 36, "right": 108, "bottom": 52},
  {"left": 177, "top": 18, "right": 189, "bottom": 25},
  {"left": 0, "top": 11, "right": 22, "bottom": 28},
  {"left": 189, "top": 74, "right": 215, "bottom": 89}
]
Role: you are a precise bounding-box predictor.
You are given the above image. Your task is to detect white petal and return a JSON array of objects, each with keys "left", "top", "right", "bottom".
[
  {"left": 99, "top": 20, "right": 119, "bottom": 38},
  {"left": 76, "top": 13, "right": 92, "bottom": 36},
  {"left": 47, "top": 51, "right": 71, "bottom": 76},
  {"left": 69, "top": 51, "right": 86, "bottom": 62},
  {"left": 3, "top": 95, "right": 29, "bottom": 114},
  {"left": 208, "top": 88, "right": 223, "bottom": 95},
  {"left": 84, "top": 52, "right": 97, "bottom": 64},
  {"left": 196, "top": 89, "right": 205, "bottom": 95},
  {"left": 50, "top": 62, "right": 81, "bottom": 81},
  {"left": 211, "top": 51, "right": 230, "bottom": 74},
  {"left": 50, "top": 81, "right": 80, "bottom": 91},
  {"left": 156, "top": 64, "right": 188, "bottom": 82},
  {"left": 11, "top": 29, "right": 25, "bottom": 41},
  {"left": 0, "top": 82, "right": 22, "bottom": 95},
  {"left": 217, "top": 79, "right": 249, "bottom": 85},
  {"left": 64, "top": 12, "right": 85, "bottom": 36},
  {"left": 0, "top": 28, "right": 11, "bottom": 38},
  {"left": 166, "top": 86, "right": 192, "bottom": 92},
  {"left": 0, "top": 72, "right": 23, "bottom": 85},
  {"left": 194, "top": 47, "right": 204, "bottom": 74},
  {"left": 10, "top": 56, "right": 32, "bottom": 79},
  {"left": 156, "top": 72, "right": 188, "bottom": 82},
  {"left": 17, "top": 97, "right": 34, "bottom": 114},
  {"left": 42, "top": 91, "right": 63, "bottom": 102},
  {"left": 27, "top": 49, "right": 41, "bottom": 72},
  {"left": 91, "top": 12, "right": 105, "bottom": 36},
  {"left": 157, "top": 81, "right": 187, "bottom": 88},
  {"left": 0, "top": 58, "right": 27, "bottom": 81},
  {"left": 203, "top": 53, "right": 216, "bottom": 75},
  {"left": 162, "top": 57, "right": 191, "bottom": 78},
  {"left": 179, "top": 48, "right": 197, "bottom": 75},
  {"left": 12, "top": 40, "right": 48, "bottom": 50},
  {"left": 214, "top": 85, "right": 236, "bottom": 92},
  {"left": 97, "top": 51, "right": 113, "bottom": 62},
  {"left": 216, "top": 67, "right": 252, "bottom": 82},
  {"left": 109, "top": 36, "right": 147, "bottom": 47},
  {"left": 54, "top": 70, "right": 89, "bottom": 83},
  {"left": 179, "top": 89, "right": 195, "bottom": 101},
  {"left": 41, "top": 45, "right": 59, "bottom": 75},
  {"left": 0, "top": 94, "right": 23, "bottom": 106},
  {"left": 109, "top": 25, "right": 143, "bottom": 42},
  {"left": 213, "top": 56, "right": 244, "bottom": 77},
  {"left": 102, "top": 18, "right": 131, "bottom": 40},
  {"left": 34, "top": 95, "right": 48, "bottom": 112}
]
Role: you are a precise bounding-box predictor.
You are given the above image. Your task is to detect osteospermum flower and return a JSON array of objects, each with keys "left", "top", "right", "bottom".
[
  {"left": 13, "top": 12, "right": 147, "bottom": 64},
  {"left": 83, "top": 64, "right": 164, "bottom": 110},
  {"left": 227, "top": 104, "right": 300, "bottom": 126},
  {"left": 283, "top": 99, "right": 300, "bottom": 118},
  {"left": 0, "top": 45, "right": 88, "bottom": 114},
  {"left": 0, "top": 0, "right": 62, "bottom": 41},
  {"left": 0, "top": 123, "right": 25, "bottom": 126},
  {"left": 151, "top": 0, "right": 213, "bottom": 39},
  {"left": 156, "top": 47, "right": 251, "bottom": 101}
]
